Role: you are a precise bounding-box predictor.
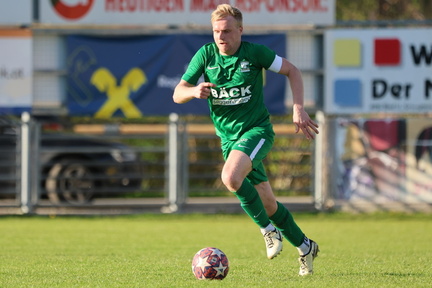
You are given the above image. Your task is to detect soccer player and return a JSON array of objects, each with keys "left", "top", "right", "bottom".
[{"left": 173, "top": 4, "right": 320, "bottom": 276}]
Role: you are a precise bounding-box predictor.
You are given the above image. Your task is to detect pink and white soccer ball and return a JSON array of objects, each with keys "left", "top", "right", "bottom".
[{"left": 191, "top": 247, "right": 229, "bottom": 280}]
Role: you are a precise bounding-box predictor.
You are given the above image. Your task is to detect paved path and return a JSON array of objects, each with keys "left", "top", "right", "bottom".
[{"left": 0, "top": 196, "right": 316, "bottom": 215}]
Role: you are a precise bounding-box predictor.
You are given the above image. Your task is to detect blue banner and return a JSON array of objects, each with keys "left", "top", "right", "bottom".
[{"left": 66, "top": 34, "right": 286, "bottom": 117}]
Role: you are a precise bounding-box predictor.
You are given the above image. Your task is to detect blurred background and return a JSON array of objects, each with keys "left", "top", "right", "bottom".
[{"left": 0, "top": 0, "right": 431, "bottom": 215}]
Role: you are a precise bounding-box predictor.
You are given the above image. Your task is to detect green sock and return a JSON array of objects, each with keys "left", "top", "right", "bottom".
[
  {"left": 233, "top": 180, "right": 270, "bottom": 228},
  {"left": 269, "top": 201, "right": 304, "bottom": 246}
]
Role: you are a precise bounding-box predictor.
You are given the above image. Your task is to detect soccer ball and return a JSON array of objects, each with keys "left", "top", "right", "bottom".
[{"left": 191, "top": 247, "right": 229, "bottom": 280}]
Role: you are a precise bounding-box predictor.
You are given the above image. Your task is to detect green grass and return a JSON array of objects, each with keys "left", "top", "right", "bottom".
[{"left": 1, "top": 213, "right": 431, "bottom": 288}]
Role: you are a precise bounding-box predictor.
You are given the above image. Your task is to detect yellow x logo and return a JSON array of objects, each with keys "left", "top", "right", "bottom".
[{"left": 91, "top": 67, "right": 146, "bottom": 118}]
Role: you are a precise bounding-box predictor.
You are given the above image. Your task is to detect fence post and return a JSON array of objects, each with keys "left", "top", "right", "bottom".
[
  {"left": 179, "top": 121, "right": 188, "bottom": 205},
  {"left": 162, "top": 113, "right": 184, "bottom": 213},
  {"left": 20, "top": 112, "right": 32, "bottom": 214},
  {"left": 31, "top": 121, "right": 41, "bottom": 208},
  {"left": 314, "top": 111, "right": 325, "bottom": 211}
]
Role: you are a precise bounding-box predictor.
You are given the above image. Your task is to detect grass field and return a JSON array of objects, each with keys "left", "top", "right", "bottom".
[{"left": 1, "top": 212, "right": 431, "bottom": 288}]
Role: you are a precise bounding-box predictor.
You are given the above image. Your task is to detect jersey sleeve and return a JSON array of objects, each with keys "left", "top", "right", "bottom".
[
  {"left": 251, "top": 43, "right": 277, "bottom": 70},
  {"left": 181, "top": 45, "right": 207, "bottom": 85}
]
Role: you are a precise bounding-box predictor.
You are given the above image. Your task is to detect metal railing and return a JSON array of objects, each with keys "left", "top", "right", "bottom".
[{"left": 0, "top": 113, "right": 316, "bottom": 214}]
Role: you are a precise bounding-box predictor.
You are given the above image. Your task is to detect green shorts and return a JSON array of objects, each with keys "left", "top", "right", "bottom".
[{"left": 221, "top": 125, "right": 275, "bottom": 185}]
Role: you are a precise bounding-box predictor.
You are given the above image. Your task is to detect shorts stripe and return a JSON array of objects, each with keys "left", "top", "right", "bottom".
[{"left": 250, "top": 138, "right": 265, "bottom": 160}]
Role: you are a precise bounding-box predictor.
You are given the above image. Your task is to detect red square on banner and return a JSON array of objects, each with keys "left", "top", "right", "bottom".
[{"left": 374, "top": 38, "right": 401, "bottom": 66}]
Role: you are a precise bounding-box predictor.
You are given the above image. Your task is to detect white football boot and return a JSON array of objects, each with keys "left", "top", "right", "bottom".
[
  {"left": 263, "top": 229, "right": 283, "bottom": 259},
  {"left": 298, "top": 240, "right": 319, "bottom": 276}
]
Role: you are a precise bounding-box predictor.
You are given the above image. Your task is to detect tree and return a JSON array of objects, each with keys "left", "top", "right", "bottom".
[
  {"left": 422, "top": 0, "right": 432, "bottom": 18},
  {"left": 337, "top": 0, "right": 430, "bottom": 21},
  {"left": 378, "top": 0, "right": 407, "bottom": 19}
]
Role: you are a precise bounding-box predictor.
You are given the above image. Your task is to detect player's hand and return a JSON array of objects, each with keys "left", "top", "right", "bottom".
[
  {"left": 293, "top": 105, "right": 319, "bottom": 140},
  {"left": 194, "top": 82, "right": 216, "bottom": 100}
]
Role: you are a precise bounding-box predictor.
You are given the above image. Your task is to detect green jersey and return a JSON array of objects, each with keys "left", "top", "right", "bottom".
[{"left": 182, "top": 41, "right": 277, "bottom": 141}]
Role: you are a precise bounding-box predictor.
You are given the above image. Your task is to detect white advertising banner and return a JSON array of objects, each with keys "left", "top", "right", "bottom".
[
  {"left": 39, "top": 0, "right": 335, "bottom": 26},
  {"left": 325, "top": 28, "right": 432, "bottom": 114},
  {"left": 0, "top": 30, "right": 33, "bottom": 114},
  {"left": 0, "top": 0, "right": 32, "bottom": 25}
]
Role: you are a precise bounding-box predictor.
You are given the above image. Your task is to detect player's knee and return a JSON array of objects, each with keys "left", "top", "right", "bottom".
[{"left": 221, "top": 172, "right": 242, "bottom": 192}]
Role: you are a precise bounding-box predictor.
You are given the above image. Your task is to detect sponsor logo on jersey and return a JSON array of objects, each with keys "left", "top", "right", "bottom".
[
  {"left": 210, "top": 85, "right": 251, "bottom": 98},
  {"left": 210, "top": 85, "right": 252, "bottom": 105},
  {"left": 212, "top": 97, "right": 251, "bottom": 105}
]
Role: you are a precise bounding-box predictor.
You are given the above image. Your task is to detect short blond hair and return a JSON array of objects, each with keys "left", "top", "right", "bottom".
[{"left": 211, "top": 4, "right": 243, "bottom": 27}]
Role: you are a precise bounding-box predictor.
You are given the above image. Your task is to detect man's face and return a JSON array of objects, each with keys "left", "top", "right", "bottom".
[{"left": 212, "top": 16, "right": 243, "bottom": 56}]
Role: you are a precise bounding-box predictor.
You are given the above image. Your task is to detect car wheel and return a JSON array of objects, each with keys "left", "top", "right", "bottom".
[{"left": 45, "top": 160, "right": 95, "bottom": 205}]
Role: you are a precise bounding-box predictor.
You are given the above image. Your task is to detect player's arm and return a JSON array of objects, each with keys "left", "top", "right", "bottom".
[
  {"left": 276, "top": 57, "right": 319, "bottom": 140},
  {"left": 173, "top": 80, "right": 216, "bottom": 104}
]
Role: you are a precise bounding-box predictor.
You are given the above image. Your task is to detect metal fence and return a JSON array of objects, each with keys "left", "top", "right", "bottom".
[
  {"left": 318, "top": 116, "right": 432, "bottom": 213},
  {"left": 0, "top": 113, "right": 315, "bottom": 214}
]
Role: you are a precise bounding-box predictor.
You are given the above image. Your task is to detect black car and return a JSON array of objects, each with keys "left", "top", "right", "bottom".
[{"left": 0, "top": 116, "right": 142, "bottom": 205}]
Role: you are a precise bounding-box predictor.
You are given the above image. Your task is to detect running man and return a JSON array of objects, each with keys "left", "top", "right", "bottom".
[{"left": 173, "top": 4, "right": 320, "bottom": 276}]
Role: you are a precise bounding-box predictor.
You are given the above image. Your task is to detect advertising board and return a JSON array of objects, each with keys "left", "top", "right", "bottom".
[
  {"left": 39, "top": 0, "right": 334, "bottom": 26},
  {"left": 66, "top": 34, "right": 286, "bottom": 116},
  {"left": 334, "top": 118, "right": 432, "bottom": 204},
  {"left": 0, "top": 0, "right": 32, "bottom": 25},
  {"left": 0, "top": 30, "right": 32, "bottom": 115},
  {"left": 325, "top": 28, "right": 432, "bottom": 114}
]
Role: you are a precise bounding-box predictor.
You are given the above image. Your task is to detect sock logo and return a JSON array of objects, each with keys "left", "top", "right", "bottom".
[{"left": 253, "top": 210, "right": 263, "bottom": 218}]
